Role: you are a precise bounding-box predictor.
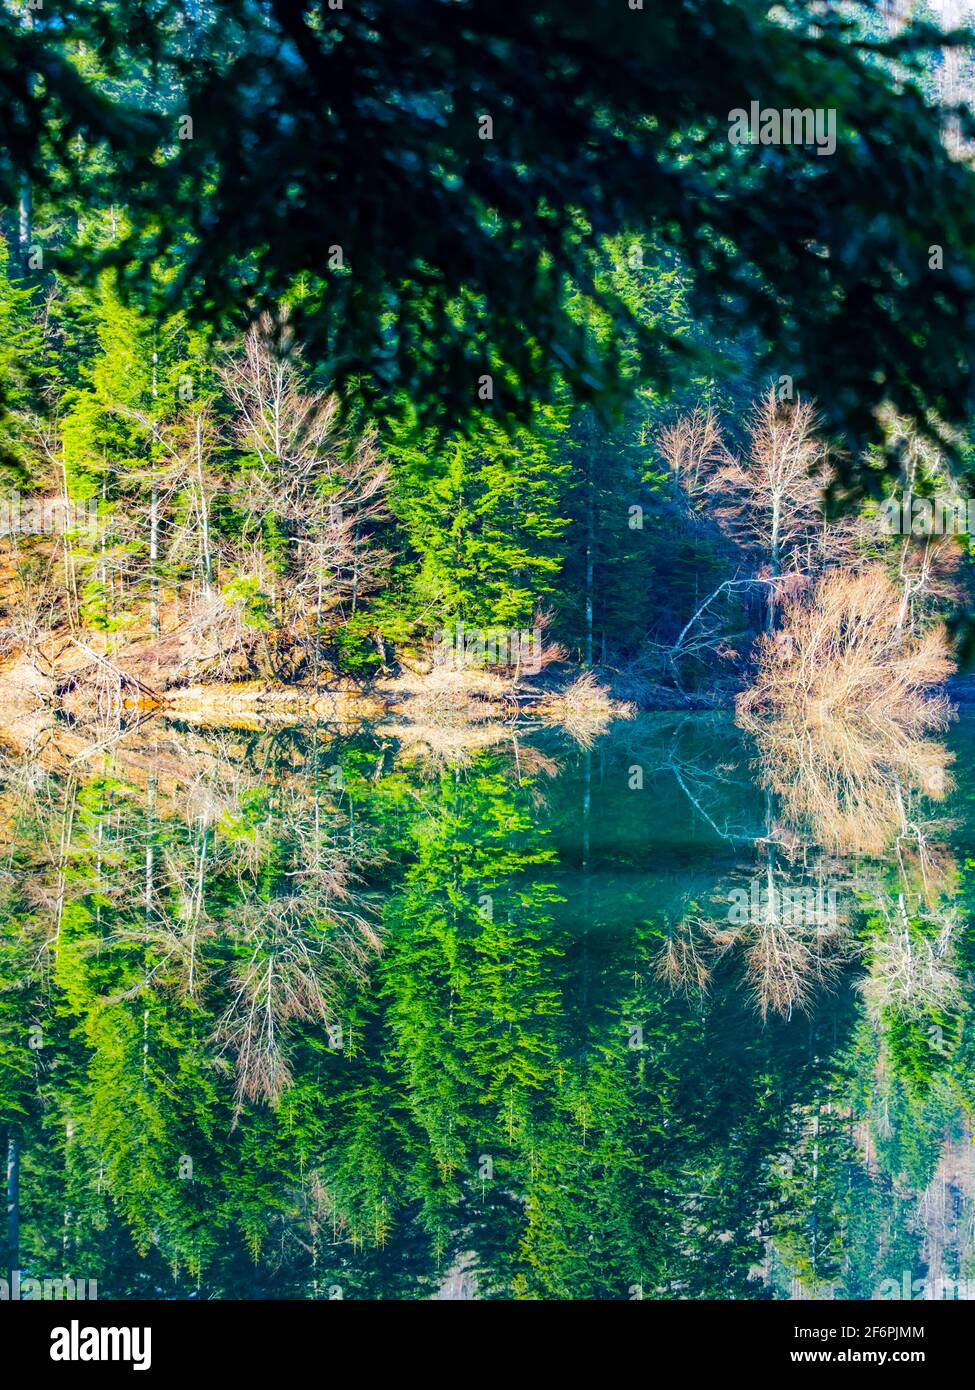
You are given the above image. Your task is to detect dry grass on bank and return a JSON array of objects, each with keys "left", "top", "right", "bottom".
[{"left": 390, "top": 663, "right": 513, "bottom": 726}]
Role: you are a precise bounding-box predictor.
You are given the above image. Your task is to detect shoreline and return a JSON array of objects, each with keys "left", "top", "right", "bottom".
[{"left": 1, "top": 641, "right": 972, "bottom": 728}]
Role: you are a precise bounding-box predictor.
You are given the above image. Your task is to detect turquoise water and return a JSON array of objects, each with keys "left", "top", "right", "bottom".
[{"left": 2, "top": 710, "right": 973, "bottom": 1299}]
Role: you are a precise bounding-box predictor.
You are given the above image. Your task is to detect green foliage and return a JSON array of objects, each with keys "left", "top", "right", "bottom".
[
  {"left": 221, "top": 575, "right": 272, "bottom": 631},
  {"left": 389, "top": 411, "right": 572, "bottom": 630},
  {"left": 0, "top": 239, "right": 43, "bottom": 479},
  {"left": 3, "top": 3, "right": 975, "bottom": 475}
]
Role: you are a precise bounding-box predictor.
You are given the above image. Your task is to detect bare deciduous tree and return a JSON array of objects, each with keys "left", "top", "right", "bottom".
[
  {"left": 657, "top": 404, "right": 727, "bottom": 500},
  {"left": 220, "top": 316, "right": 390, "bottom": 675},
  {"left": 702, "top": 388, "right": 830, "bottom": 625},
  {"left": 739, "top": 565, "right": 953, "bottom": 734}
]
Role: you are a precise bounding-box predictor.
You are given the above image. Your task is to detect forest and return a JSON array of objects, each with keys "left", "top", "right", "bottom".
[
  {"left": 0, "top": 0, "right": 974, "bottom": 721},
  {"left": 3, "top": 0, "right": 975, "bottom": 1311},
  {"left": 1, "top": 224, "right": 973, "bottom": 723}
]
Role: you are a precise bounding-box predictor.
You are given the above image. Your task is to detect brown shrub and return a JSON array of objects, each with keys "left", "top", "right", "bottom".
[
  {"left": 738, "top": 566, "right": 955, "bottom": 859},
  {"left": 738, "top": 564, "right": 953, "bottom": 732}
]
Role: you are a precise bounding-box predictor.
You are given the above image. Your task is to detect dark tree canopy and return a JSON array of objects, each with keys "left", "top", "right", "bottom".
[{"left": 3, "top": 0, "right": 975, "bottom": 489}]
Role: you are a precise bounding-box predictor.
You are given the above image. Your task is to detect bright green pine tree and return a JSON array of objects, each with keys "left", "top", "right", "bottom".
[
  {"left": 390, "top": 410, "right": 572, "bottom": 634},
  {"left": 0, "top": 235, "right": 44, "bottom": 482},
  {"left": 61, "top": 274, "right": 209, "bottom": 633}
]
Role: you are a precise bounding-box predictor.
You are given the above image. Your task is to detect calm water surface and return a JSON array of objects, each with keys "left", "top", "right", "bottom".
[{"left": 2, "top": 710, "right": 973, "bottom": 1299}]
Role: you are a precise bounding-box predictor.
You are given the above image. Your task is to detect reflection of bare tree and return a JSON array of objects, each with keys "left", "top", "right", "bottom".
[
  {"left": 618, "top": 713, "right": 855, "bottom": 1019},
  {"left": 101, "top": 823, "right": 227, "bottom": 1000},
  {"left": 646, "top": 693, "right": 949, "bottom": 1021},
  {"left": 655, "top": 688, "right": 960, "bottom": 1023},
  {"left": 655, "top": 880, "right": 847, "bottom": 1022},
  {"left": 738, "top": 914, "right": 845, "bottom": 1022},
  {"left": 168, "top": 755, "right": 387, "bottom": 1111},
  {"left": 858, "top": 896, "right": 964, "bottom": 1023},
  {"left": 745, "top": 713, "right": 953, "bottom": 869},
  {"left": 654, "top": 918, "right": 716, "bottom": 998},
  {"left": 212, "top": 888, "right": 380, "bottom": 1113},
  {"left": 601, "top": 712, "right": 764, "bottom": 844},
  {"left": 724, "top": 565, "right": 962, "bottom": 1025},
  {"left": 737, "top": 566, "right": 955, "bottom": 893},
  {"left": 0, "top": 723, "right": 386, "bottom": 1119},
  {"left": 388, "top": 720, "right": 512, "bottom": 773}
]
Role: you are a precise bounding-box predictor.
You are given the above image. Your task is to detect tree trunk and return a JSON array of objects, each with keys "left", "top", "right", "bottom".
[
  {"left": 59, "top": 454, "right": 80, "bottom": 632},
  {"left": 195, "top": 416, "right": 213, "bottom": 588},
  {"left": 149, "top": 483, "right": 160, "bottom": 636},
  {"left": 18, "top": 9, "right": 34, "bottom": 271},
  {"left": 767, "top": 495, "right": 781, "bottom": 632},
  {"left": 18, "top": 176, "right": 32, "bottom": 270},
  {"left": 584, "top": 453, "right": 594, "bottom": 668},
  {"left": 6, "top": 1130, "right": 19, "bottom": 1281}
]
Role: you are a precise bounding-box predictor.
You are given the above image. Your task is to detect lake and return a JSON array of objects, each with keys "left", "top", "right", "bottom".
[{"left": 2, "top": 708, "right": 973, "bottom": 1300}]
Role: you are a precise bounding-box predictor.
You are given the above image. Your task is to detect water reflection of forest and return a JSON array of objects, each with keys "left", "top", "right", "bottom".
[{"left": 1, "top": 710, "right": 973, "bottom": 1300}]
